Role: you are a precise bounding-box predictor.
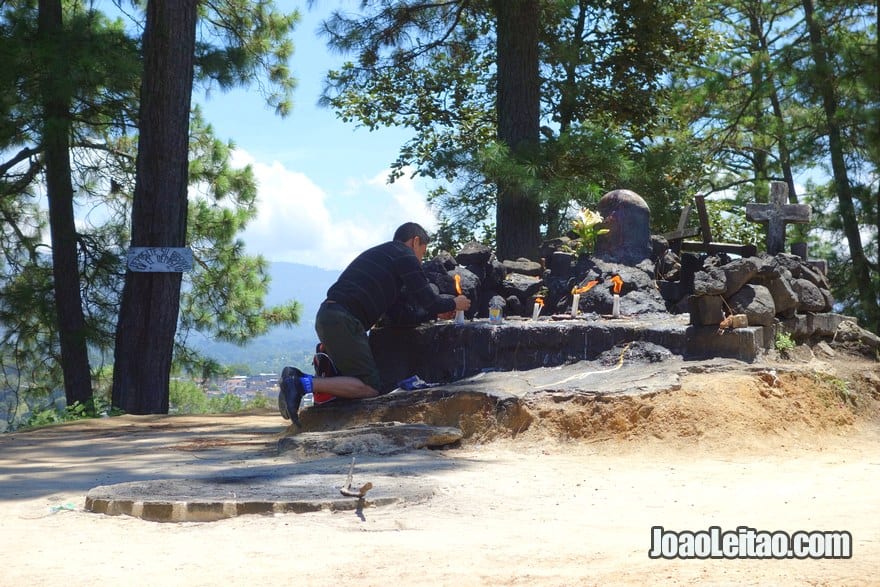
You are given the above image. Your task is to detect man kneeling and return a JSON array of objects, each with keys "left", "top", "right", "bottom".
[{"left": 278, "top": 222, "right": 470, "bottom": 426}]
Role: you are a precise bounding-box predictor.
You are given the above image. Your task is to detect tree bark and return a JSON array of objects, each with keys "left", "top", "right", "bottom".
[
  {"left": 112, "top": 0, "right": 198, "bottom": 414},
  {"left": 747, "top": 10, "right": 769, "bottom": 202},
  {"left": 493, "top": 0, "right": 542, "bottom": 261},
  {"left": 802, "top": 0, "right": 877, "bottom": 332},
  {"left": 38, "top": 0, "right": 93, "bottom": 406}
]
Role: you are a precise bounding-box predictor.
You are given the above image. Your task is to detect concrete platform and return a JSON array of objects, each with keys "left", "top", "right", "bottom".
[
  {"left": 84, "top": 452, "right": 440, "bottom": 523},
  {"left": 369, "top": 312, "right": 855, "bottom": 391}
]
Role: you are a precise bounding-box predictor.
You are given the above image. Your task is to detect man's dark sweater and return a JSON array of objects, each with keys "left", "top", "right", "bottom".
[{"left": 325, "top": 240, "right": 456, "bottom": 331}]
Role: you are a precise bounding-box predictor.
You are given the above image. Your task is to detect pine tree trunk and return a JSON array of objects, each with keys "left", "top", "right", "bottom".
[
  {"left": 493, "top": 0, "right": 542, "bottom": 261},
  {"left": 802, "top": 0, "right": 877, "bottom": 332},
  {"left": 112, "top": 0, "right": 198, "bottom": 414},
  {"left": 38, "top": 0, "right": 93, "bottom": 406}
]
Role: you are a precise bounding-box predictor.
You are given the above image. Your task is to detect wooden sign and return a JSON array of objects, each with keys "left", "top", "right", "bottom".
[{"left": 126, "top": 247, "right": 193, "bottom": 272}]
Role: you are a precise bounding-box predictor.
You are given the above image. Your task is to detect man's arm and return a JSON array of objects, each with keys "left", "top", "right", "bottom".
[{"left": 397, "top": 255, "right": 457, "bottom": 316}]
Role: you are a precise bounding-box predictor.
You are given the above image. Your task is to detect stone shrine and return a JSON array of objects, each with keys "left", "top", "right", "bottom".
[
  {"left": 366, "top": 185, "right": 862, "bottom": 392},
  {"left": 594, "top": 189, "right": 652, "bottom": 265}
]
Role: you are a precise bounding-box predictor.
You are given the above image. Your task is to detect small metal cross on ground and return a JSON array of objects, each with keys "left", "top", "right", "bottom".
[{"left": 745, "top": 181, "right": 811, "bottom": 255}]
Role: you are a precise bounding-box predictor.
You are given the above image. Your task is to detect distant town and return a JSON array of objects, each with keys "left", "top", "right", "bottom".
[{"left": 212, "top": 373, "right": 281, "bottom": 403}]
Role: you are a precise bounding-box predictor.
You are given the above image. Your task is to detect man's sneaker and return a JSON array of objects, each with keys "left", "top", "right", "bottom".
[
  {"left": 313, "top": 343, "right": 340, "bottom": 377},
  {"left": 277, "top": 366, "right": 293, "bottom": 420},
  {"left": 312, "top": 343, "right": 339, "bottom": 406},
  {"left": 278, "top": 366, "right": 307, "bottom": 426}
]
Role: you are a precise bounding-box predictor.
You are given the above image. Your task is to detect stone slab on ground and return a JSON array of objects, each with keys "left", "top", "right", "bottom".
[
  {"left": 296, "top": 344, "right": 688, "bottom": 438},
  {"left": 277, "top": 422, "right": 463, "bottom": 457},
  {"left": 84, "top": 452, "right": 443, "bottom": 523},
  {"left": 296, "top": 385, "right": 532, "bottom": 439}
]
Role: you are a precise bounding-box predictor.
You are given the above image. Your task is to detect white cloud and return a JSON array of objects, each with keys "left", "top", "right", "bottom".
[{"left": 235, "top": 150, "right": 438, "bottom": 270}]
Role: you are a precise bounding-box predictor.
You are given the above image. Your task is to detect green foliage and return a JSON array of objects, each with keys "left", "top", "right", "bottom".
[
  {"left": 208, "top": 393, "right": 244, "bottom": 413},
  {"left": 774, "top": 329, "right": 795, "bottom": 353},
  {"left": 321, "top": 1, "right": 713, "bottom": 246},
  {"left": 702, "top": 197, "right": 765, "bottom": 248},
  {"left": 169, "top": 379, "right": 268, "bottom": 414},
  {"left": 247, "top": 392, "right": 270, "bottom": 410},
  {"left": 169, "top": 379, "right": 211, "bottom": 414},
  {"left": 0, "top": 0, "right": 304, "bottom": 414},
  {"left": 194, "top": 0, "right": 299, "bottom": 116},
  {"left": 181, "top": 110, "right": 302, "bottom": 357},
  {"left": 812, "top": 372, "right": 856, "bottom": 408},
  {"left": 22, "top": 396, "right": 123, "bottom": 431}
]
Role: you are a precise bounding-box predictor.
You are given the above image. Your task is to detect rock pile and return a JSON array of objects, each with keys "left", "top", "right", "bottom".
[
  {"left": 382, "top": 186, "right": 834, "bottom": 329},
  {"left": 671, "top": 252, "right": 835, "bottom": 327}
]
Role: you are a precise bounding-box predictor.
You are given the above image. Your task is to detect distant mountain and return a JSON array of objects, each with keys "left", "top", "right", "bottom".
[
  {"left": 190, "top": 262, "right": 340, "bottom": 374},
  {"left": 262, "top": 262, "right": 341, "bottom": 308}
]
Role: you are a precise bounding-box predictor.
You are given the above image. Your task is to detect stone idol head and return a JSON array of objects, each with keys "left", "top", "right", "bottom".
[{"left": 594, "top": 189, "right": 651, "bottom": 265}]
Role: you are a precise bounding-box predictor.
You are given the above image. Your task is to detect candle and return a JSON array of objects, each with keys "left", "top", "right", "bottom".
[
  {"left": 531, "top": 297, "right": 544, "bottom": 320},
  {"left": 570, "top": 280, "right": 597, "bottom": 319},
  {"left": 454, "top": 274, "right": 465, "bottom": 324},
  {"left": 610, "top": 274, "right": 623, "bottom": 317}
]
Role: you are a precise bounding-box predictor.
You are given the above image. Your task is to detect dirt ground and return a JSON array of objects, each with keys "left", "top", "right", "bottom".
[{"left": 2, "top": 350, "right": 880, "bottom": 586}]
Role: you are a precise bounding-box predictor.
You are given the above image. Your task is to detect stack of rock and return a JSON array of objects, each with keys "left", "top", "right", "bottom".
[
  {"left": 421, "top": 242, "right": 544, "bottom": 319},
  {"left": 384, "top": 187, "right": 834, "bottom": 328},
  {"left": 680, "top": 253, "right": 834, "bottom": 327}
]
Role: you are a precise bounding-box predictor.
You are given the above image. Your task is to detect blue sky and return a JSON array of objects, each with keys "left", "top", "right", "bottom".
[{"left": 195, "top": 2, "right": 438, "bottom": 271}]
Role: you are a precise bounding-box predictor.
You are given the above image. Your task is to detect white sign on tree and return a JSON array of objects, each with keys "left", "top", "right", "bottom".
[{"left": 126, "top": 247, "right": 193, "bottom": 272}]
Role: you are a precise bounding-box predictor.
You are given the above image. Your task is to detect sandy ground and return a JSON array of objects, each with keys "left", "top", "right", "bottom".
[{"left": 2, "top": 354, "right": 880, "bottom": 586}]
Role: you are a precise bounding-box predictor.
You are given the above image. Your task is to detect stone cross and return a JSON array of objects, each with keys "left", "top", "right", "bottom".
[{"left": 745, "top": 181, "right": 811, "bottom": 255}]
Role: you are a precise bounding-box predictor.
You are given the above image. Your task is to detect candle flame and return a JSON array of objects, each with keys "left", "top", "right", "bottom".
[
  {"left": 572, "top": 280, "right": 599, "bottom": 295},
  {"left": 454, "top": 274, "right": 462, "bottom": 295},
  {"left": 535, "top": 297, "right": 544, "bottom": 306},
  {"left": 610, "top": 275, "right": 624, "bottom": 294}
]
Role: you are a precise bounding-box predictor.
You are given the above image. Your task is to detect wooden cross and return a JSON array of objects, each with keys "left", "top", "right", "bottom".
[
  {"left": 660, "top": 204, "right": 700, "bottom": 253},
  {"left": 678, "top": 195, "right": 757, "bottom": 257},
  {"left": 745, "top": 181, "right": 811, "bottom": 255}
]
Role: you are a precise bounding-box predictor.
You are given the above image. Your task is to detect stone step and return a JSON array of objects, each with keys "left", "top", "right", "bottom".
[{"left": 369, "top": 313, "right": 856, "bottom": 393}]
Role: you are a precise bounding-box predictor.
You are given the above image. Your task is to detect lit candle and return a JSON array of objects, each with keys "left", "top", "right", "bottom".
[
  {"left": 570, "top": 280, "right": 597, "bottom": 319},
  {"left": 532, "top": 297, "right": 544, "bottom": 320},
  {"left": 610, "top": 275, "right": 623, "bottom": 317},
  {"left": 454, "top": 274, "right": 465, "bottom": 324}
]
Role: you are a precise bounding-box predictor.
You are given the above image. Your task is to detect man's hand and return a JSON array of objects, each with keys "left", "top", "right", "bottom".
[{"left": 438, "top": 295, "right": 471, "bottom": 320}]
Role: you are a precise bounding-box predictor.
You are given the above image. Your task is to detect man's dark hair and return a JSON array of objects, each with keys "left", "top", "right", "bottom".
[{"left": 393, "top": 222, "right": 430, "bottom": 244}]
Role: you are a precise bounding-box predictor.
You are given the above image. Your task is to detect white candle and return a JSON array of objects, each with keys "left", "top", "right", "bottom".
[
  {"left": 570, "top": 293, "right": 580, "bottom": 318},
  {"left": 531, "top": 302, "right": 542, "bottom": 321},
  {"left": 454, "top": 309, "right": 465, "bottom": 324},
  {"left": 612, "top": 293, "right": 620, "bottom": 317}
]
